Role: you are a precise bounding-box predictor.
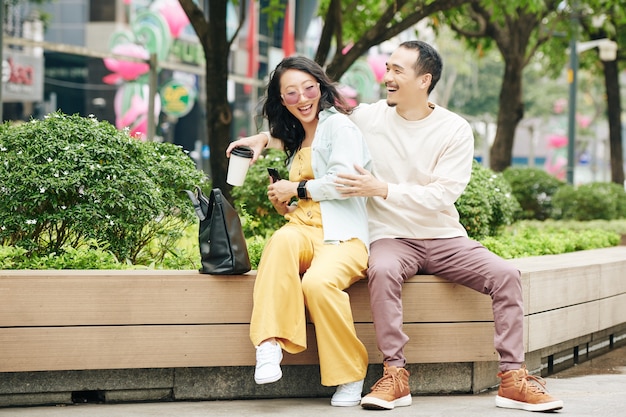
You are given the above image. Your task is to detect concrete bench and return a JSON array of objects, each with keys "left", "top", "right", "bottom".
[{"left": 1, "top": 246, "right": 625, "bottom": 406}]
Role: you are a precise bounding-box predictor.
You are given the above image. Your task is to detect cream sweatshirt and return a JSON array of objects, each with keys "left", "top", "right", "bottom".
[{"left": 349, "top": 100, "right": 475, "bottom": 242}]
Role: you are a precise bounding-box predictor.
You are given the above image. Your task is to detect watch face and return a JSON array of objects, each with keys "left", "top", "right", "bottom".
[{"left": 298, "top": 181, "right": 307, "bottom": 199}]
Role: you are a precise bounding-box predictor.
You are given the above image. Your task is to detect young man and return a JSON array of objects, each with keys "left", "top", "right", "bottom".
[
  {"left": 335, "top": 40, "right": 562, "bottom": 413},
  {"left": 227, "top": 40, "right": 563, "bottom": 413}
]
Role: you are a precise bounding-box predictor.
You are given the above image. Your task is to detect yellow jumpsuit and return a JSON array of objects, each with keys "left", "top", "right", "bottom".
[{"left": 249, "top": 147, "right": 369, "bottom": 386}]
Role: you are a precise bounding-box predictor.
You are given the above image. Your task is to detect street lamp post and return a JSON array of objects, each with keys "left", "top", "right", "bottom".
[
  {"left": 566, "top": 12, "right": 579, "bottom": 185},
  {"left": 566, "top": 31, "right": 618, "bottom": 185}
]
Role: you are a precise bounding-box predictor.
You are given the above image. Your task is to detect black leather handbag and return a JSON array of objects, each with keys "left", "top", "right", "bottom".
[{"left": 185, "top": 187, "right": 251, "bottom": 274}]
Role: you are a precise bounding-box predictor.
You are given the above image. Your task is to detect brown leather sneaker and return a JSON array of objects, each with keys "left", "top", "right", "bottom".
[
  {"left": 360, "top": 363, "right": 412, "bottom": 410},
  {"left": 495, "top": 366, "right": 564, "bottom": 412}
]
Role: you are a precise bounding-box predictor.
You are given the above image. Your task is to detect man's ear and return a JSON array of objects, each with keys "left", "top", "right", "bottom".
[{"left": 420, "top": 73, "right": 432, "bottom": 90}]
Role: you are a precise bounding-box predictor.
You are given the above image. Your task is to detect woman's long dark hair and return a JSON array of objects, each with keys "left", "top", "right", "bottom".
[{"left": 262, "top": 56, "right": 352, "bottom": 163}]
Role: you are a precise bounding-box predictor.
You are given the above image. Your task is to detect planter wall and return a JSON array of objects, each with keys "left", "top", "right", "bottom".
[{"left": 1, "top": 246, "right": 626, "bottom": 407}]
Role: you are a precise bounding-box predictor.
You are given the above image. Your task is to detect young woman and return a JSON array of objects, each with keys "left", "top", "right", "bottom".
[{"left": 227, "top": 56, "right": 371, "bottom": 407}]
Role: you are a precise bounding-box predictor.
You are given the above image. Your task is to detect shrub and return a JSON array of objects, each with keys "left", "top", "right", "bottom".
[
  {"left": 456, "top": 161, "right": 521, "bottom": 239},
  {"left": 231, "top": 148, "right": 288, "bottom": 239},
  {"left": 246, "top": 235, "right": 267, "bottom": 270},
  {"left": 502, "top": 167, "right": 564, "bottom": 220},
  {"left": 479, "top": 220, "right": 621, "bottom": 259},
  {"left": 0, "top": 242, "right": 126, "bottom": 269},
  {"left": 552, "top": 182, "right": 626, "bottom": 220},
  {"left": 0, "top": 112, "right": 207, "bottom": 263}
]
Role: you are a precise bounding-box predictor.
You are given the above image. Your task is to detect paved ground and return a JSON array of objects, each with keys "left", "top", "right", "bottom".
[{"left": 1, "top": 346, "right": 625, "bottom": 417}]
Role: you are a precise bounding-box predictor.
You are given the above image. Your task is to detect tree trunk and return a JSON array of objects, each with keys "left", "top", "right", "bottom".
[
  {"left": 603, "top": 58, "right": 624, "bottom": 185},
  {"left": 463, "top": 1, "right": 557, "bottom": 173},
  {"left": 489, "top": 57, "right": 525, "bottom": 172},
  {"left": 180, "top": 0, "right": 234, "bottom": 202},
  {"left": 204, "top": 2, "right": 233, "bottom": 201}
]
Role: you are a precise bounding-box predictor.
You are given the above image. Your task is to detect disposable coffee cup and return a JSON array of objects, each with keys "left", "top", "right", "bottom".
[{"left": 227, "top": 146, "right": 254, "bottom": 186}]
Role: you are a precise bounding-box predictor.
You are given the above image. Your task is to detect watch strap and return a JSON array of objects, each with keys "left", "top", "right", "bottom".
[{"left": 297, "top": 180, "right": 308, "bottom": 199}]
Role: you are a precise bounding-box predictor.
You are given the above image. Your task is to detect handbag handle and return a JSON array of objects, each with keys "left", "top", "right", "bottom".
[{"left": 185, "top": 186, "right": 210, "bottom": 221}]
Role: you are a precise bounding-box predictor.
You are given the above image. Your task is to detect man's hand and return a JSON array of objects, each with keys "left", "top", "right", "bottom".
[
  {"left": 336, "top": 165, "right": 388, "bottom": 198},
  {"left": 226, "top": 133, "right": 267, "bottom": 164}
]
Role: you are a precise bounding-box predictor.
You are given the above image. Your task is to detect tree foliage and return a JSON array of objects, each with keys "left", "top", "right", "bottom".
[
  {"left": 178, "top": 0, "right": 624, "bottom": 196},
  {"left": 438, "top": 0, "right": 564, "bottom": 173},
  {"left": 316, "top": 0, "right": 470, "bottom": 80}
]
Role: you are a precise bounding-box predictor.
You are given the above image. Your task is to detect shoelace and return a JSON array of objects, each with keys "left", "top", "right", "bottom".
[
  {"left": 371, "top": 371, "right": 405, "bottom": 393},
  {"left": 516, "top": 372, "right": 549, "bottom": 395},
  {"left": 256, "top": 344, "right": 279, "bottom": 364}
]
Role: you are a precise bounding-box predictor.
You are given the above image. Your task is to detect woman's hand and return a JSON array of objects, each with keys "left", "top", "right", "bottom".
[
  {"left": 268, "top": 179, "right": 297, "bottom": 215},
  {"left": 226, "top": 133, "right": 268, "bottom": 164}
]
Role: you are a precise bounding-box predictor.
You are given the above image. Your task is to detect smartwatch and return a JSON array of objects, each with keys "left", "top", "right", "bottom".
[{"left": 297, "top": 180, "right": 308, "bottom": 199}]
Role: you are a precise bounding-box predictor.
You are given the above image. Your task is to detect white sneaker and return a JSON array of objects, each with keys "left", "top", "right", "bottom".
[
  {"left": 254, "top": 341, "right": 283, "bottom": 384},
  {"left": 331, "top": 379, "right": 364, "bottom": 407}
]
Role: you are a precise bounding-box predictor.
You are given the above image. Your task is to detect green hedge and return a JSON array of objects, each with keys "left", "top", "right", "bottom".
[{"left": 552, "top": 182, "right": 626, "bottom": 220}]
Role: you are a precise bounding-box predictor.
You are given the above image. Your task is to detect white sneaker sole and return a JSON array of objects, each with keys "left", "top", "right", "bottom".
[
  {"left": 360, "top": 394, "right": 412, "bottom": 410},
  {"left": 331, "top": 398, "right": 361, "bottom": 407},
  {"left": 254, "top": 369, "right": 282, "bottom": 385},
  {"left": 495, "top": 395, "right": 564, "bottom": 411}
]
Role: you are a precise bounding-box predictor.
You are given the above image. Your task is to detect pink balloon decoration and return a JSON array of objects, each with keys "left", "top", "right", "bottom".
[
  {"left": 103, "top": 43, "right": 150, "bottom": 83},
  {"left": 158, "top": 0, "right": 190, "bottom": 38},
  {"left": 547, "top": 134, "right": 568, "bottom": 149},
  {"left": 113, "top": 84, "right": 161, "bottom": 140},
  {"left": 367, "top": 54, "right": 388, "bottom": 83},
  {"left": 338, "top": 85, "right": 357, "bottom": 107},
  {"left": 577, "top": 114, "right": 592, "bottom": 129}
]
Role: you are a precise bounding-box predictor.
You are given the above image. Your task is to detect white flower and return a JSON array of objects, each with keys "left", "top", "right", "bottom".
[
  {"left": 0, "top": 146, "right": 6, "bottom": 151},
  {"left": 1, "top": 226, "right": 6, "bottom": 231},
  {"left": 47, "top": 157, "right": 53, "bottom": 163},
  {"left": 26, "top": 219, "right": 37, "bottom": 225},
  {"left": 39, "top": 187, "right": 46, "bottom": 193},
  {"left": 61, "top": 205, "right": 67, "bottom": 210},
  {"left": 54, "top": 172, "right": 59, "bottom": 178}
]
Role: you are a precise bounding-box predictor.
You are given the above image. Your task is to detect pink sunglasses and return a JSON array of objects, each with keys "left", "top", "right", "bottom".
[{"left": 282, "top": 83, "right": 320, "bottom": 106}]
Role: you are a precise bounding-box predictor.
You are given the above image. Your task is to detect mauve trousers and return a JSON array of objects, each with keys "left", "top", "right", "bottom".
[{"left": 368, "top": 236, "right": 524, "bottom": 372}]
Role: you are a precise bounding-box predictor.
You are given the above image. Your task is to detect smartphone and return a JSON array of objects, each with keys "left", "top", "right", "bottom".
[{"left": 267, "top": 168, "right": 282, "bottom": 182}]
